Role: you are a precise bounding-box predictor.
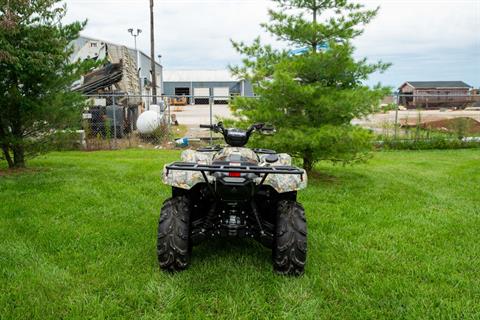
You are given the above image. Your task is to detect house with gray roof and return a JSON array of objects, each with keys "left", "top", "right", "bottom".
[{"left": 398, "top": 81, "right": 473, "bottom": 109}]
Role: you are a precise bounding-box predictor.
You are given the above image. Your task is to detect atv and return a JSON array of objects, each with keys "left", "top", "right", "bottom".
[{"left": 158, "top": 122, "right": 308, "bottom": 275}]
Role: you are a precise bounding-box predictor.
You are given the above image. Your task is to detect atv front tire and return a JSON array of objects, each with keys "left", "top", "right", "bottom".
[
  {"left": 157, "top": 196, "right": 191, "bottom": 272},
  {"left": 273, "top": 200, "right": 307, "bottom": 276}
]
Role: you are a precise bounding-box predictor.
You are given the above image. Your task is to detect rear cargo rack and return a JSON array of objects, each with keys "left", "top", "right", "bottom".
[{"left": 166, "top": 162, "right": 304, "bottom": 177}]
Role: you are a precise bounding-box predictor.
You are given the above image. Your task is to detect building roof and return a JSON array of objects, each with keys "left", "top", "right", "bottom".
[
  {"left": 402, "top": 81, "right": 472, "bottom": 89},
  {"left": 76, "top": 35, "right": 162, "bottom": 69},
  {"left": 163, "top": 70, "right": 241, "bottom": 82}
]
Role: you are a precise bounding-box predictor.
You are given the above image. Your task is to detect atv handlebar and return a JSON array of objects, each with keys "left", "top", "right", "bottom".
[
  {"left": 199, "top": 122, "right": 274, "bottom": 147},
  {"left": 247, "top": 123, "right": 265, "bottom": 134},
  {"left": 200, "top": 123, "right": 226, "bottom": 134},
  {"left": 200, "top": 122, "right": 267, "bottom": 133}
]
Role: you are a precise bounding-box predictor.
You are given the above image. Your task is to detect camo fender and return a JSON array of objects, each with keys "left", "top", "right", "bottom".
[
  {"left": 181, "top": 149, "right": 214, "bottom": 164},
  {"left": 257, "top": 170, "right": 307, "bottom": 193},
  {"left": 162, "top": 164, "right": 213, "bottom": 190}
]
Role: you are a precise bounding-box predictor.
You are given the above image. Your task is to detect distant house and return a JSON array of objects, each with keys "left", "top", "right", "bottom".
[{"left": 398, "top": 81, "right": 472, "bottom": 109}]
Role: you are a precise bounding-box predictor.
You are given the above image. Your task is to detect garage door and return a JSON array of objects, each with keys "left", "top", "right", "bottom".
[
  {"left": 194, "top": 88, "right": 210, "bottom": 97},
  {"left": 213, "top": 87, "right": 230, "bottom": 104},
  {"left": 213, "top": 87, "right": 229, "bottom": 99},
  {"left": 193, "top": 88, "right": 210, "bottom": 105}
]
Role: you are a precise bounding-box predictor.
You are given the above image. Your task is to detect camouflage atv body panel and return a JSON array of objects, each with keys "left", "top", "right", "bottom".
[
  {"left": 162, "top": 150, "right": 214, "bottom": 190},
  {"left": 180, "top": 149, "right": 215, "bottom": 164},
  {"left": 213, "top": 147, "right": 258, "bottom": 162},
  {"left": 163, "top": 147, "right": 307, "bottom": 193}
]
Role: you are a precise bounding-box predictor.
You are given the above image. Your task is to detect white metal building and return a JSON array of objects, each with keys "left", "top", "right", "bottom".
[{"left": 163, "top": 70, "right": 254, "bottom": 104}]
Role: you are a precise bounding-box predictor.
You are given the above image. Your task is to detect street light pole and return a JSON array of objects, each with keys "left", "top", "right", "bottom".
[
  {"left": 150, "top": 0, "right": 158, "bottom": 104},
  {"left": 128, "top": 28, "right": 142, "bottom": 97},
  {"left": 157, "top": 54, "right": 163, "bottom": 95}
]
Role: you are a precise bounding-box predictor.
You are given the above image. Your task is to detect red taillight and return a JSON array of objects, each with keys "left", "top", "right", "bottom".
[{"left": 229, "top": 172, "right": 241, "bottom": 177}]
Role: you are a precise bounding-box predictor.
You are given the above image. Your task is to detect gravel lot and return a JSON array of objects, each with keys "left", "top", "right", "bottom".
[{"left": 353, "top": 110, "right": 480, "bottom": 132}]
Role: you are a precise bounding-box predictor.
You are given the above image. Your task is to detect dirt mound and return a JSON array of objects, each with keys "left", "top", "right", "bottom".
[{"left": 421, "top": 117, "right": 480, "bottom": 134}]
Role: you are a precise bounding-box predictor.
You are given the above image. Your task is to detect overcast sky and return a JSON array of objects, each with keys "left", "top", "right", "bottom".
[{"left": 64, "top": 0, "right": 480, "bottom": 88}]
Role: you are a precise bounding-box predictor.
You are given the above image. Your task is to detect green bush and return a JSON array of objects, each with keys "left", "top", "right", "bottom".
[{"left": 25, "top": 131, "right": 82, "bottom": 154}]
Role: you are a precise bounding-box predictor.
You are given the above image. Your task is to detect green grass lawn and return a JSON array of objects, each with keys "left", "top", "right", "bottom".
[{"left": 1, "top": 149, "right": 479, "bottom": 319}]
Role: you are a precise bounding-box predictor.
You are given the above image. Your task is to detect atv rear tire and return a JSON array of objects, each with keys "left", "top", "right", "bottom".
[
  {"left": 272, "top": 200, "right": 307, "bottom": 276},
  {"left": 157, "top": 196, "right": 191, "bottom": 272}
]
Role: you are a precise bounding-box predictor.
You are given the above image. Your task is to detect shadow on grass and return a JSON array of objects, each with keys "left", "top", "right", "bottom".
[
  {"left": 308, "top": 168, "right": 370, "bottom": 186},
  {"left": 0, "top": 167, "right": 46, "bottom": 177},
  {"left": 191, "top": 237, "right": 272, "bottom": 267},
  {"left": 308, "top": 170, "right": 338, "bottom": 183},
  {"left": 157, "top": 237, "right": 306, "bottom": 315},
  {"left": 161, "top": 238, "right": 295, "bottom": 299}
]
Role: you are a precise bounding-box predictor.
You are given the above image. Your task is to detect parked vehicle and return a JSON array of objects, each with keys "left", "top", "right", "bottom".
[{"left": 158, "top": 122, "right": 308, "bottom": 275}]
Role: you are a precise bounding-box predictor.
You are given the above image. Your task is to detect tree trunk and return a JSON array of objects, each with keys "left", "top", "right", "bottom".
[
  {"left": 303, "top": 156, "right": 314, "bottom": 173},
  {"left": 12, "top": 144, "right": 25, "bottom": 168},
  {"left": 11, "top": 114, "right": 26, "bottom": 168},
  {"left": 1, "top": 144, "right": 14, "bottom": 168},
  {"left": 0, "top": 119, "right": 14, "bottom": 168}
]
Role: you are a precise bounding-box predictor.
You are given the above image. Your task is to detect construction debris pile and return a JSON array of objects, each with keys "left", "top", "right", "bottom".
[
  {"left": 71, "top": 40, "right": 140, "bottom": 99},
  {"left": 75, "top": 62, "right": 123, "bottom": 94}
]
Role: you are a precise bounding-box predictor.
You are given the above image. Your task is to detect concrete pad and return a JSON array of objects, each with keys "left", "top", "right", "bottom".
[
  {"left": 169, "top": 104, "right": 236, "bottom": 138},
  {"left": 170, "top": 104, "right": 235, "bottom": 126}
]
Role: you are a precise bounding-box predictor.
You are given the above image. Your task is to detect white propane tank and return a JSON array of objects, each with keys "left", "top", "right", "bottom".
[{"left": 136, "top": 111, "right": 163, "bottom": 135}]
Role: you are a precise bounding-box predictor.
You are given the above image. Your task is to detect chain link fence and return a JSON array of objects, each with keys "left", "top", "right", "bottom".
[
  {"left": 80, "top": 93, "right": 236, "bottom": 150},
  {"left": 78, "top": 92, "right": 480, "bottom": 151}
]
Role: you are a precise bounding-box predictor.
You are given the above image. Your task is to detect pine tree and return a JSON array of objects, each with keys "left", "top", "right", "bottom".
[
  {"left": 231, "top": 0, "right": 391, "bottom": 173},
  {"left": 0, "top": 0, "right": 95, "bottom": 168}
]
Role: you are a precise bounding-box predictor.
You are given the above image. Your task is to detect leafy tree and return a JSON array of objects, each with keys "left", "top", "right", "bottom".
[
  {"left": 230, "top": 0, "right": 391, "bottom": 172},
  {"left": 0, "top": 0, "right": 94, "bottom": 168}
]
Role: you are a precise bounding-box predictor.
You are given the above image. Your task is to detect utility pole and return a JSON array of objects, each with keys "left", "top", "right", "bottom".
[
  {"left": 128, "top": 28, "right": 142, "bottom": 97},
  {"left": 312, "top": 0, "right": 317, "bottom": 53},
  {"left": 150, "top": 0, "right": 157, "bottom": 104}
]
